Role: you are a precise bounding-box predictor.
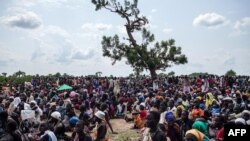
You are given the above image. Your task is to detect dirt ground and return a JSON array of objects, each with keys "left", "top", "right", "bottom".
[
  {"left": 108, "top": 118, "right": 141, "bottom": 141},
  {"left": 71, "top": 110, "right": 140, "bottom": 140}
]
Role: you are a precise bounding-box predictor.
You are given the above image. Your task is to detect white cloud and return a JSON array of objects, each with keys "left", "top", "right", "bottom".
[
  {"left": 116, "top": 26, "right": 127, "bottom": 34},
  {"left": 229, "top": 17, "right": 250, "bottom": 36},
  {"left": 25, "top": 25, "right": 73, "bottom": 64},
  {"left": 234, "top": 17, "right": 250, "bottom": 30},
  {"left": 163, "top": 27, "right": 173, "bottom": 34},
  {"left": 31, "top": 47, "right": 45, "bottom": 61},
  {"left": 151, "top": 9, "right": 157, "bottom": 13},
  {"left": 193, "top": 13, "right": 227, "bottom": 27},
  {"left": 45, "top": 25, "right": 70, "bottom": 37},
  {"left": 144, "top": 23, "right": 157, "bottom": 29},
  {"left": 229, "top": 30, "right": 248, "bottom": 37},
  {"left": 81, "top": 23, "right": 112, "bottom": 31},
  {"left": 28, "top": 25, "right": 97, "bottom": 64},
  {"left": 0, "top": 60, "right": 8, "bottom": 67},
  {"left": 72, "top": 49, "right": 95, "bottom": 60},
  {"left": 0, "top": 8, "right": 42, "bottom": 29}
]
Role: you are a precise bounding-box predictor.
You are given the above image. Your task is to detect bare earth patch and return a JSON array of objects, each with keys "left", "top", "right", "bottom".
[{"left": 108, "top": 118, "right": 141, "bottom": 141}]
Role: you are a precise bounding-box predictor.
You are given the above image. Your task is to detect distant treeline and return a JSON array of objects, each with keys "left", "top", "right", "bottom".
[{"left": 0, "top": 69, "right": 246, "bottom": 87}]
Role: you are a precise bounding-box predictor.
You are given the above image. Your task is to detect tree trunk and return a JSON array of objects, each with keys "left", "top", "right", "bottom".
[{"left": 149, "top": 69, "right": 157, "bottom": 80}]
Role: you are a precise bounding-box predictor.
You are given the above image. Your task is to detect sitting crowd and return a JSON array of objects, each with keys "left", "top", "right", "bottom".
[{"left": 0, "top": 75, "right": 249, "bottom": 141}]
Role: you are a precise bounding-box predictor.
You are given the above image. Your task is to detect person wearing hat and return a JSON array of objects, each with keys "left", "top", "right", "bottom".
[
  {"left": 49, "top": 111, "right": 66, "bottom": 139},
  {"left": 30, "top": 100, "right": 43, "bottom": 122},
  {"left": 93, "top": 111, "right": 108, "bottom": 141}
]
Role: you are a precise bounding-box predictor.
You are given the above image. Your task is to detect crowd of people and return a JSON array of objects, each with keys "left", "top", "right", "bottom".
[{"left": 0, "top": 75, "right": 250, "bottom": 141}]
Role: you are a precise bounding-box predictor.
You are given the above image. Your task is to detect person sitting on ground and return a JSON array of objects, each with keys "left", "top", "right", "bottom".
[
  {"left": 0, "top": 118, "right": 22, "bottom": 141},
  {"left": 141, "top": 111, "right": 166, "bottom": 141},
  {"left": 190, "top": 102, "right": 204, "bottom": 121},
  {"left": 69, "top": 116, "right": 79, "bottom": 130},
  {"left": 33, "top": 122, "right": 57, "bottom": 141},
  {"left": 192, "top": 119, "right": 209, "bottom": 137},
  {"left": 30, "top": 100, "right": 43, "bottom": 122},
  {"left": 132, "top": 103, "right": 147, "bottom": 129},
  {"left": 177, "top": 111, "right": 193, "bottom": 140},
  {"left": 184, "top": 128, "right": 209, "bottom": 141},
  {"left": 72, "top": 120, "right": 92, "bottom": 141},
  {"left": 115, "top": 100, "right": 126, "bottom": 118},
  {"left": 165, "top": 111, "right": 181, "bottom": 141},
  {"left": 49, "top": 111, "right": 67, "bottom": 140}
]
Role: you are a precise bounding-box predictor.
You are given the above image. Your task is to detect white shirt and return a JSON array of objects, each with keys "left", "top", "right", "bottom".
[
  {"left": 159, "top": 111, "right": 167, "bottom": 124},
  {"left": 41, "top": 130, "right": 57, "bottom": 141}
]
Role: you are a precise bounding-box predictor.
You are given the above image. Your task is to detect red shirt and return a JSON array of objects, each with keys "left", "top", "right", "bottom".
[
  {"left": 140, "top": 110, "right": 147, "bottom": 120},
  {"left": 216, "top": 128, "right": 224, "bottom": 141}
]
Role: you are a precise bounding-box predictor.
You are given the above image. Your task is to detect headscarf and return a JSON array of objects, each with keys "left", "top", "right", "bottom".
[
  {"left": 192, "top": 120, "right": 208, "bottom": 137},
  {"left": 165, "top": 112, "right": 175, "bottom": 122},
  {"left": 205, "top": 92, "right": 215, "bottom": 108},
  {"left": 185, "top": 129, "right": 205, "bottom": 141}
]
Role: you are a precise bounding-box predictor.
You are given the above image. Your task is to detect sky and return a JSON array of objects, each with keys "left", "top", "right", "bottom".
[{"left": 0, "top": 0, "right": 250, "bottom": 77}]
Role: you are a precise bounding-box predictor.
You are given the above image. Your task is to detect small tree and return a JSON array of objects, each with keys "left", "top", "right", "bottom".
[
  {"left": 158, "top": 73, "right": 167, "bottom": 78},
  {"left": 95, "top": 72, "right": 102, "bottom": 77},
  {"left": 167, "top": 71, "right": 175, "bottom": 77},
  {"left": 14, "top": 70, "right": 25, "bottom": 77},
  {"left": 92, "top": 0, "right": 187, "bottom": 80},
  {"left": 225, "top": 69, "right": 236, "bottom": 77},
  {"left": 2, "top": 72, "right": 7, "bottom": 77},
  {"left": 54, "top": 72, "right": 61, "bottom": 78}
]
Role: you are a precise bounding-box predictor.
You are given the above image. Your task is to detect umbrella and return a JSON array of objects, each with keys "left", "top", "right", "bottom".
[{"left": 57, "top": 84, "right": 72, "bottom": 91}]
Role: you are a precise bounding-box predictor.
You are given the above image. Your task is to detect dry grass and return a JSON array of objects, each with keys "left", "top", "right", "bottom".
[{"left": 108, "top": 119, "right": 140, "bottom": 141}]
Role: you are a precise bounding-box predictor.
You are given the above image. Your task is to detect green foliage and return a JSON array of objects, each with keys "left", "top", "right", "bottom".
[
  {"left": 158, "top": 73, "right": 167, "bottom": 78},
  {"left": 225, "top": 69, "right": 236, "bottom": 76},
  {"left": 168, "top": 71, "right": 175, "bottom": 76},
  {"left": 1, "top": 72, "right": 7, "bottom": 77},
  {"left": 95, "top": 71, "right": 102, "bottom": 77},
  {"left": 0, "top": 76, "right": 7, "bottom": 86},
  {"left": 54, "top": 72, "right": 61, "bottom": 78},
  {"left": 189, "top": 72, "right": 209, "bottom": 77},
  {"left": 92, "top": 0, "right": 187, "bottom": 79},
  {"left": 8, "top": 75, "right": 33, "bottom": 85}
]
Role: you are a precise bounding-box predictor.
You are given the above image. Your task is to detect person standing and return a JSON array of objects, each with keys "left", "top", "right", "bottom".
[{"left": 93, "top": 111, "right": 108, "bottom": 141}]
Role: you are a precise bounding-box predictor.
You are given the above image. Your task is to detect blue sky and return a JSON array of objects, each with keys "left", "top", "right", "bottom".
[{"left": 0, "top": 0, "right": 249, "bottom": 76}]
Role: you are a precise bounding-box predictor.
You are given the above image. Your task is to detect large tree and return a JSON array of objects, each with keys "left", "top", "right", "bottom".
[{"left": 92, "top": 0, "right": 187, "bottom": 79}]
